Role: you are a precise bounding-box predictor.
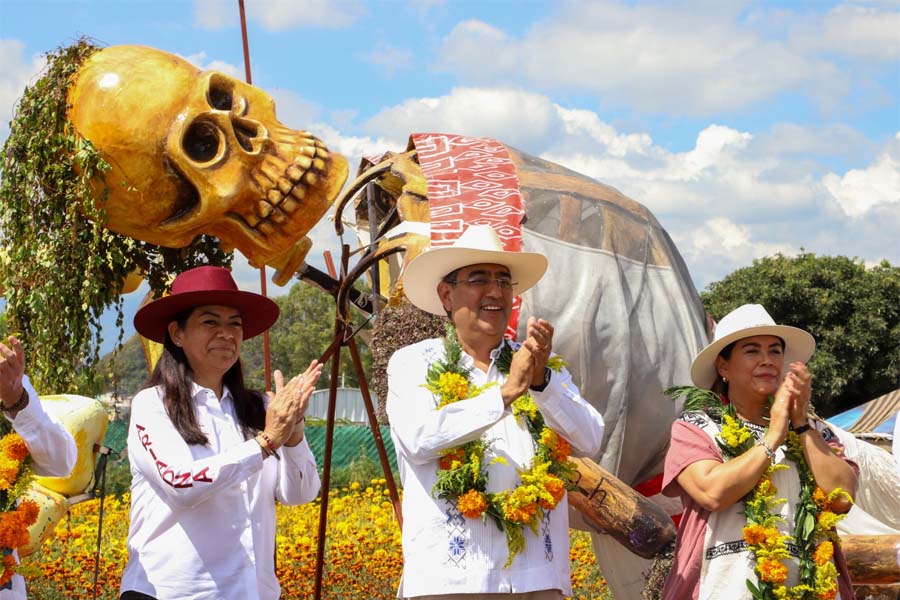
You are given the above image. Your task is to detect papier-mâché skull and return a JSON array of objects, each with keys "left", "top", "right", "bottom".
[{"left": 67, "top": 45, "right": 348, "bottom": 273}]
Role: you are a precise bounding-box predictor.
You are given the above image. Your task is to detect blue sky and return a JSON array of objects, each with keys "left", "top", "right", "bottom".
[{"left": 1, "top": 0, "right": 898, "bottom": 351}]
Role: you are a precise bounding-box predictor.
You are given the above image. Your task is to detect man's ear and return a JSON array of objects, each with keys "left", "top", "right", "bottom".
[{"left": 437, "top": 282, "right": 453, "bottom": 314}]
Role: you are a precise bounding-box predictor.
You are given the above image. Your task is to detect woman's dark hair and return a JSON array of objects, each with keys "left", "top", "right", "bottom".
[
  {"left": 709, "top": 336, "right": 786, "bottom": 397},
  {"left": 145, "top": 307, "right": 267, "bottom": 445}
]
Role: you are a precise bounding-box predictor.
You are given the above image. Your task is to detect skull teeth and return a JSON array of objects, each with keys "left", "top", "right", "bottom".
[
  {"left": 287, "top": 165, "right": 305, "bottom": 182},
  {"left": 247, "top": 136, "right": 333, "bottom": 238},
  {"left": 258, "top": 200, "right": 275, "bottom": 219},
  {"left": 267, "top": 189, "right": 284, "bottom": 205}
]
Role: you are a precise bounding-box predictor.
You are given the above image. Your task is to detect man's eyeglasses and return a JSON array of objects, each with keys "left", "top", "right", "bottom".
[{"left": 446, "top": 277, "right": 517, "bottom": 290}]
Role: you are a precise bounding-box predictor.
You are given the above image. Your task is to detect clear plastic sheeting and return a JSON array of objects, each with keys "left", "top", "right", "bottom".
[{"left": 508, "top": 146, "right": 709, "bottom": 485}]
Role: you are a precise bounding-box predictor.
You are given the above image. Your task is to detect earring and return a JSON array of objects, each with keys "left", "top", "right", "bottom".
[{"left": 722, "top": 376, "right": 728, "bottom": 383}]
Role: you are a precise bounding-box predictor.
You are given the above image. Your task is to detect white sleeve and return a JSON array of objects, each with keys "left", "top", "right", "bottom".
[
  {"left": 893, "top": 413, "right": 900, "bottom": 480},
  {"left": 531, "top": 363, "right": 605, "bottom": 457},
  {"left": 127, "top": 386, "right": 263, "bottom": 509},
  {"left": 386, "top": 345, "right": 506, "bottom": 465},
  {"left": 275, "top": 436, "right": 321, "bottom": 505},
  {"left": 6, "top": 376, "right": 77, "bottom": 477}
]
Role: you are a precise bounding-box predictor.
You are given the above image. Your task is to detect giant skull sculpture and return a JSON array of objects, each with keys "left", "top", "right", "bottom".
[{"left": 67, "top": 45, "right": 348, "bottom": 273}]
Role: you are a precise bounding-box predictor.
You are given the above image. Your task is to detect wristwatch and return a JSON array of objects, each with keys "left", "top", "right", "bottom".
[{"left": 530, "top": 367, "right": 552, "bottom": 392}]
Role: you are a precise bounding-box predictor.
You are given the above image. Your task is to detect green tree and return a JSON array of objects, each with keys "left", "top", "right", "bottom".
[
  {"left": 99, "top": 333, "right": 152, "bottom": 397},
  {"left": 701, "top": 253, "right": 900, "bottom": 416},
  {"left": 240, "top": 282, "right": 372, "bottom": 391}
]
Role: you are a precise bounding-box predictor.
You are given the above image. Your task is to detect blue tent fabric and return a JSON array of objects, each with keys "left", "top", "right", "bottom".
[{"left": 827, "top": 388, "right": 899, "bottom": 436}]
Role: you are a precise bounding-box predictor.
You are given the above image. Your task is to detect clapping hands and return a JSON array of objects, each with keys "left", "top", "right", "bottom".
[{"left": 263, "top": 360, "right": 323, "bottom": 449}]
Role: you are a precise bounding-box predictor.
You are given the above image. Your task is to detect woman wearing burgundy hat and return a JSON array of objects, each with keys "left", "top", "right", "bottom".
[{"left": 119, "top": 266, "right": 322, "bottom": 600}]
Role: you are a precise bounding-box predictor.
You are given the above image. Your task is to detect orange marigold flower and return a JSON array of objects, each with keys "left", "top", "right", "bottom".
[
  {"left": 1, "top": 434, "right": 29, "bottom": 462},
  {"left": 553, "top": 436, "right": 571, "bottom": 462},
  {"left": 812, "top": 487, "right": 827, "bottom": 509},
  {"left": 17, "top": 500, "right": 39, "bottom": 526},
  {"left": 439, "top": 447, "right": 466, "bottom": 470},
  {"left": 743, "top": 524, "right": 768, "bottom": 545},
  {"left": 540, "top": 476, "right": 566, "bottom": 510},
  {"left": 504, "top": 500, "right": 538, "bottom": 524},
  {"left": 813, "top": 541, "right": 834, "bottom": 566},
  {"left": 457, "top": 489, "right": 488, "bottom": 519},
  {"left": 757, "top": 558, "right": 788, "bottom": 584}
]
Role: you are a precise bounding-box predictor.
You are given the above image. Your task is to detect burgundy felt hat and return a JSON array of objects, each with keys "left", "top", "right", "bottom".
[{"left": 134, "top": 266, "right": 279, "bottom": 343}]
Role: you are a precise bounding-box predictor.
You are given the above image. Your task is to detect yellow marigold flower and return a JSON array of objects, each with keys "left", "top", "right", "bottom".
[
  {"left": 503, "top": 487, "right": 539, "bottom": 524},
  {"left": 720, "top": 415, "right": 752, "bottom": 448},
  {"left": 457, "top": 489, "right": 488, "bottom": 519},
  {"left": 512, "top": 394, "right": 539, "bottom": 420},
  {"left": 435, "top": 372, "right": 469, "bottom": 407},
  {"left": 757, "top": 558, "right": 788, "bottom": 584},
  {"left": 546, "top": 355, "right": 569, "bottom": 372},
  {"left": 756, "top": 476, "right": 777, "bottom": 498},
  {"left": 813, "top": 541, "right": 834, "bottom": 566},
  {"left": 818, "top": 510, "right": 843, "bottom": 531}
]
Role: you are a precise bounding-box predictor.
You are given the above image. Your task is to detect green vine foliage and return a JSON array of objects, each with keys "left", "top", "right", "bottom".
[{"left": 0, "top": 38, "right": 231, "bottom": 395}]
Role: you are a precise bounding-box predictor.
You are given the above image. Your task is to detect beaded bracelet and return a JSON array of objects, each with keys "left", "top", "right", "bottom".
[
  {"left": 258, "top": 432, "right": 281, "bottom": 461},
  {"left": 756, "top": 439, "right": 777, "bottom": 465},
  {"left": 1, "top": 388, "right": 29, "bottom": 413}
]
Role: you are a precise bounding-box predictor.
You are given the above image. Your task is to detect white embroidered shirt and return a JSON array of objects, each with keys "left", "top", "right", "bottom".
[{"left": 386, "top": 337, "right": 605, "bottom": 598}]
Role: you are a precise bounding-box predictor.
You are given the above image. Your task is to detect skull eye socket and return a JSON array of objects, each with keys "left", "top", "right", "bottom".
[
  {"left": 209, "top": 86, "right": 233, "bottom": 111},
  {"left": 183, "top": 120, "right": 222, "bottom": 163}
]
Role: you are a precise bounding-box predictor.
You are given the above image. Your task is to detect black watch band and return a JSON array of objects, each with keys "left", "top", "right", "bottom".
[
  {"left": 530, "top": 367, "right": 552, "bottom": 392},
  {"left": 792, "top": 423, "right": 812, "bottom": 435}
]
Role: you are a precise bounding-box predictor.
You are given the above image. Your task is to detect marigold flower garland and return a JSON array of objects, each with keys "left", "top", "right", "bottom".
[
  {"left": 0, "top": 420, "right": 37, "bottom": 588},
  {"left": 423, "top": 324, "right": 578, "bottom": 567},
  {"left": 665, "top": 386, "right": 852, "bottom": 600}
]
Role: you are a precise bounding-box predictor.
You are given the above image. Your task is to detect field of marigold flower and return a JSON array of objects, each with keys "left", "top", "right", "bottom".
[{"left": 22, "top": 479, "right": 611, "bottom": 599}]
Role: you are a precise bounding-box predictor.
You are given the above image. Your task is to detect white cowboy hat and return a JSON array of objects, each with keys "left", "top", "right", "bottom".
[
  {"left": 690, "top": 303, "right": 815, "bottom": 388},
  {"left": 402, "top": 224, "right": 548, "bottom": 315}
]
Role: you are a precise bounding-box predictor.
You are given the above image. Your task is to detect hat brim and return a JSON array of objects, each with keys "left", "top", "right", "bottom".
[
  {"left": 134, "top": 290, "right": 279, "bottom": 344},
  {"left": 690, "top": 324, "right": 816, "bottom": 388},
  {"left": 402, "top": 246, "right": 548, "bottom": 315}
]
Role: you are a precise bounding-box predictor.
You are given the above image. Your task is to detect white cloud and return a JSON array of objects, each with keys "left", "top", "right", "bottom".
[
  {"left": 363, "top": 86, "right": 562, "bottom": 151},
  {"left": 248, "top": 0, "right": 364, "bottom": 31},
  {"left": 790, "top": 3, "right": 900, "bottom": 61},
  {"left": 0, "top": 39, "right": 46, "bottom": 142},
  {"left": 434, "top": 1, "right": 855, "bottom": 115},
  {"left": 182, "top": 52, "right": 242, "bottom": 78},
  {"left": 672, "top": 217, "right": 797, "bottom": 288},
  {"left": 194, "top": 0, "right": 364, "bottom": 30},
  {"left": 361, "top": 42, "right": 413, "bottom": 78},
  {"left": 823, "top": 147, "right": 900, "bottom": 218},
  {"left": 193, "top": 0, "right": 239, "bottom": 30}
]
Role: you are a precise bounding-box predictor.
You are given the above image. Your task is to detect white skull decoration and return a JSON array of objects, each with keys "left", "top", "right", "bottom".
[{"left": 67, "top": 45, "right": 348, "bottom": 272}]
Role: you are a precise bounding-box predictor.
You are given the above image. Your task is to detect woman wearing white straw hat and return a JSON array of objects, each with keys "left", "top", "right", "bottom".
[
  {"left": 119, "top": 266, "right": 322, "bottom": 600},
  {"left": 660, "top": 304, "right": 858, "bottom": 599}
]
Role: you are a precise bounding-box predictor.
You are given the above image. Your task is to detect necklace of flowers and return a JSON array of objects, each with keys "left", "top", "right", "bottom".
[
  {"left": 0, "top": 417, "right": 38, "bottom": 588},
  {"left": 665, "top": 386, "right": 851, "bottom": 600},
  {"left": 423, "top": 323, "right": 578, "bottom": 567}
]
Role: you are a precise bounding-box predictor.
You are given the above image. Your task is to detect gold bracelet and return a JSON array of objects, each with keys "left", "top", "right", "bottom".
[{"left": 1, "top": 388, "right": 29, "bottom": 413}]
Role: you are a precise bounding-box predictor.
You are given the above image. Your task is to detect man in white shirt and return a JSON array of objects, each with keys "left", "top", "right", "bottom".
[
  {"left": 0, "top": 336, "right": 77, "bottom": 599},
  {"left": 387, "top": 224, "right": 605, "bottom": 599}
]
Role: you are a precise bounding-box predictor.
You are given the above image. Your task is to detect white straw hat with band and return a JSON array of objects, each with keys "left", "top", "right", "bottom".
[
  {"left": 402, "top": 224, "right": 548, "bottom": 316},
  {"left": 690, "top": 303, "right": 816, "bottom": 388}
]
